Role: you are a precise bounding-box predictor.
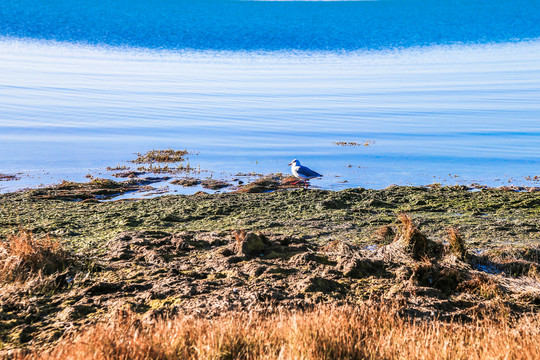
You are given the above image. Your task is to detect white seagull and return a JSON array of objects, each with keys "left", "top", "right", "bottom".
[{"left": 288, "top": 159, "right": 322, "bottom": 188}]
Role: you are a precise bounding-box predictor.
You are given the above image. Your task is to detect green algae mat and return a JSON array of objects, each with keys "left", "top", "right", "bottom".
[{"left": 2, "top": 186, "right": 540, "bottom": 251}]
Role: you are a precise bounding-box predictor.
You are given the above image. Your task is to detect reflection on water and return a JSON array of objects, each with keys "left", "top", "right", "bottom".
[{"left": 0, "top": 39, "right": 539, "bottom": 193}]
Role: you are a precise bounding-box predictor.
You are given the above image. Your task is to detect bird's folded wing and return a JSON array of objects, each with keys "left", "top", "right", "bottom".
[{"left": 298, "top": 166, "right": 322, "bottom": 177}]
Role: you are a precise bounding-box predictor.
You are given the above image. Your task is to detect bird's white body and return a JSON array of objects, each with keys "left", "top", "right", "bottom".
[
  {"left": 288, "top": 159, "right": 322, "bottom": 187},
  {"left": 291, "top": 164, "right": 315, "bottom": 180}
]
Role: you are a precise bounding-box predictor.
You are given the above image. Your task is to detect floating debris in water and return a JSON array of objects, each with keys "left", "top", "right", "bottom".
[
  {"left": 136, "top": 164, "right": 199, "bottom": 174},
  {"left": 132, "top": 149, "right": 191, "bottom": 164},
  {"left": 0, "top": 173, "right": 21, "bottom": 181},
  {"left": 524, "top": 175, "right": 540, "bottom": 182},
  {"left": 112, "top": 171, "right": 144, "bottom": 178},
  {"left": 106, "top": 165, "right": 130, "bottom": 171},
  {"left": 334, "top": 140, "right": 375, "bottom": 147},
  {"left": 129, "top": 149, "right": 203, "bottom": 175}
]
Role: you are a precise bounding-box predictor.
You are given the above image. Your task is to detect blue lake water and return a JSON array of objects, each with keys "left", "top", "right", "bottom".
[{"left": 0, "top": 0, "right": 539, "bottom": 193}]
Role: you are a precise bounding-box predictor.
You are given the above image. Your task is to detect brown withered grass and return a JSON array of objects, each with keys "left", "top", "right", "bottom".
[
  {"left": 373, "top": 225, "right": 395, "bottom": 244},
  {"left": 394, "top": 213, "right": 428, "bottom": 259},
  {"left": 0, "top": 229, "right": 70, "bottom": 283},
  {"left": 17, "top": 304, "right": 540, "bottom": 360},
  {"left": 447, "top": 227, "right": 467, "bottom": 259},
  {"left": 457, "top": 274, "right": 503, "bottom": 300}
]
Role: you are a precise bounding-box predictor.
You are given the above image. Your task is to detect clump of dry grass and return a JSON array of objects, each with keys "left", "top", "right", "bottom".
[
  {"left": 17, "top": 304, "right": 540, "bottom": 360},
  {"left": 394, "top": 213, "right": 428, "bottom": 260},
  {"left": 457, "top": 274, "right": 503, "bottom": 300},
  {"left": 447, "top": 227, "right": 467, "bottom": 259},
  {"left": 0, "top": 229, "right": 71, "bottom": 283},
  {"left": 373, "top": 225, "right": 395, "bottom": 244},
  {"left": 233, "top": 229, "right": 247, "bottom": 243}
]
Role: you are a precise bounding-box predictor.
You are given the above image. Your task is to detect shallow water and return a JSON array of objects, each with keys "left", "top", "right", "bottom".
[{"left": 1, "top": 0, "right": 539, "bottom": 194}]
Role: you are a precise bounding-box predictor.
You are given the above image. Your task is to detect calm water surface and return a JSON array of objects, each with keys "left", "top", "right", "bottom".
[{"left": 0, "top": 0, "right": 539, "bottom": 193}]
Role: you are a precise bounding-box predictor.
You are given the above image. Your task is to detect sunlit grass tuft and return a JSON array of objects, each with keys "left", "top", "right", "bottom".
[
  {"left": 0, "top": 229, "right": 70, "bottom": 283},
  {"left": 394, "top": 213, "right": 428, "bottom": 259},
  {"left": 447, "top": 227, "right": 467, "bottom": 259}
]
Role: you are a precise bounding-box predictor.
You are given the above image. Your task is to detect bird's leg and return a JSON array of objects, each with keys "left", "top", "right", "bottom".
[{"left": 304, "top": 180, "right": 308, "bottom": 188}]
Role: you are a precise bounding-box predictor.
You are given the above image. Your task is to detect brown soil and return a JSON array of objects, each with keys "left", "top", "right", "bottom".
[{"left": 2, "top": 223, "right": 539, "bottom": 352}]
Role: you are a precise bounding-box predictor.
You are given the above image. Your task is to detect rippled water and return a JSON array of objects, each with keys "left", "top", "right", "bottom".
[{"left": 1, "top": 0, "right": 539, "bottom": 193}]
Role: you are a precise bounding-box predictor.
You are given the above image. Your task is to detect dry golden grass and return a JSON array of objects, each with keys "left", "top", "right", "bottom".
[
  {"left": 16, "top": 304, "right": 540, "bottom": 360},
  {"left": 373, "top": 225, "right": 395, "bottom": 244},
  {"left": 457, "top": 274, "right": 503, "bottom": 300},
  {"left": 447, "top": 227, "right": 467, "bottom": 259},
  {"left": 395, "top": 213, "right": 428, "bottom": 259},
  {"left": 0, "top": 229, "right": 70, "bottom": 283}
]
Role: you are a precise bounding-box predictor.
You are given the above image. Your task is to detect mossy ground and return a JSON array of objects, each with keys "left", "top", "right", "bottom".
[{"left": 1, "top": 185, "right": 539, "bottom": 252}]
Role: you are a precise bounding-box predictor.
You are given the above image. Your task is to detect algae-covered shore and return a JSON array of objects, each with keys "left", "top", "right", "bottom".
[
  {"left": 2, "top": 183, "right": 540, "bottom": 250},
  {"left": 1, "top": 183, "right": 540, "bottom": 356}
]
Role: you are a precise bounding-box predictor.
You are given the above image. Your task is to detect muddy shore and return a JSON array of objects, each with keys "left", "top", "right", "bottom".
[{"left": 1, "top": 183, "right": 539, "bottom": 353}]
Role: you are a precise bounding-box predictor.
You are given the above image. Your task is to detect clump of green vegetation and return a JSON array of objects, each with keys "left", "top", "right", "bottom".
[
  {"left": 132, "top": 149, "right": 190, "bottom": 164},
  {"left": 0, "top": 229, "right": 71, "bottom": 283}
]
